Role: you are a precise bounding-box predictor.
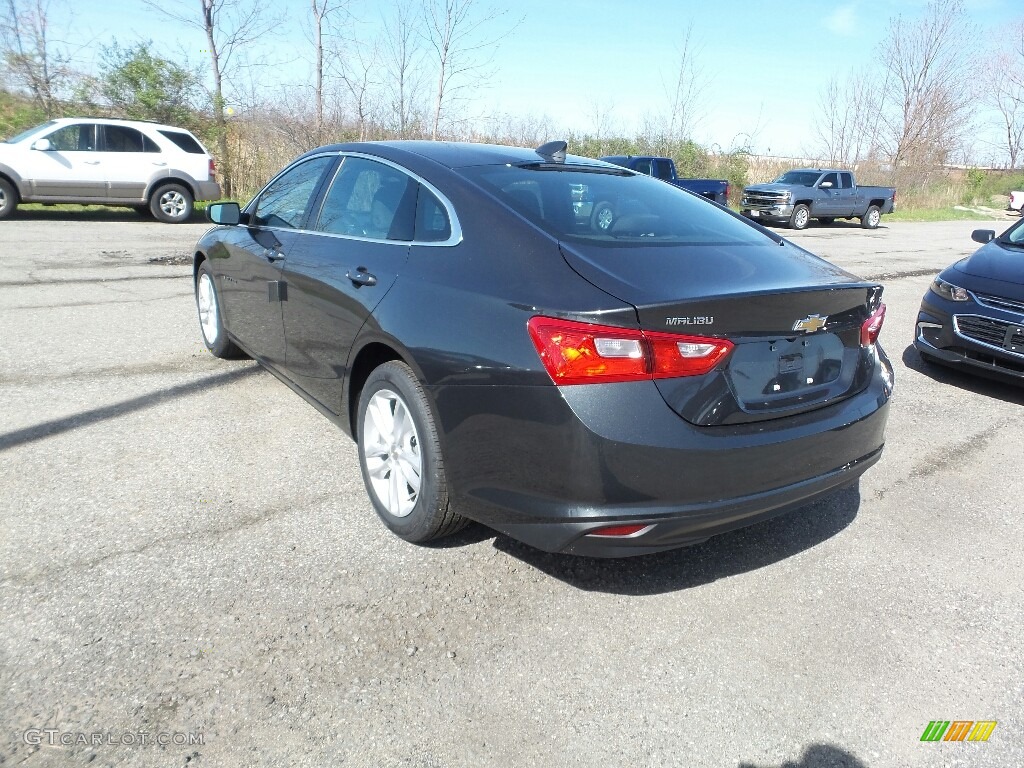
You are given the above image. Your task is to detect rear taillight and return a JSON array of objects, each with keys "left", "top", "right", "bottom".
[
  {"left": 208, "top": 158, "right": 217, "bottom": 179},
  {"left": 860, "top": 303, "right": 886, "bottom": 346},
  {"left": 527, "top": 316, "right": 733, "bottom": 385}
]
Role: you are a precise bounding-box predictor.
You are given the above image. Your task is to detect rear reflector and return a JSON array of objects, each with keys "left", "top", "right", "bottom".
[
  {"left": 527, "top": 316, "right": 733, "bottom": 385},
  {"left": 588, "top": 524, "right": 651, "bottom": 537},
  {"left": 860, "top": 303, "right": 886, "bottom": 346}
]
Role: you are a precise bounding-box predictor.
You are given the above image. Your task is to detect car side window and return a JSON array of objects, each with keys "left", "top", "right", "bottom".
[
  {"left": 633, "top": 159, "right": 653, "bottom": 175},
  {"left": 415, "top": 186, "right": 452, "bottom": 242},
  {"left": 652, "top": 159, "right": 673, "bottom": 181},
  {"left": 315, "top": 156, "right": 417, "bottom": 241},
  {"left": 103, "top": 125, "right": 159, "bottom": 153},
  {"left": 840, "top": 173, "right": 853, "bottom": 189},
  {"left": 820, "top": 172, "right": 839, "bottom": 188},
  {"left": 252, "top": 156, "right": 334, "bottom": 230},
  {"left": 46, "top": 124, "right": 97, "bottom": 152}
]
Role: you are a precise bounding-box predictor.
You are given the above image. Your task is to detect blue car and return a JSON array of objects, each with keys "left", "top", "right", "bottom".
[{"left": 915, "top": 224, "right": 1024, "bottom": 383}]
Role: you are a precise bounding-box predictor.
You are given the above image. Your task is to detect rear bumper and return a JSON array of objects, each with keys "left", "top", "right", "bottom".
[
  {"left": 430, "top": 351, "right": 892, "bottom": 556},
  {"left": 195, "top": 180, "right": 222, "bottom": 201}
]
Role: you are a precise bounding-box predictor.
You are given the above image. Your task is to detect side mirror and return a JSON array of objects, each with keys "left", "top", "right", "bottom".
[
  {"left": 971, "top": 229, "right": 995, "bottom": 244},
  {"left": 819, "top": 181, "right": 833, "bottom": 189},
  {"left": 207, "top": 202, "right": 241, "bottom": 225},
  {"left": 31, "top": 138, "right": 52, "bottom": 151}
]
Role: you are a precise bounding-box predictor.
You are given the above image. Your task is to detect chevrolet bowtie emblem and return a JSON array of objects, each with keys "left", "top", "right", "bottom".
[{"left": 792, "top": 314, "right": 828, "bottom": 333}]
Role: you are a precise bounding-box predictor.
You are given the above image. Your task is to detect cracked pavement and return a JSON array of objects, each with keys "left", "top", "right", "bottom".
[{"left": 1, "top": 214, "right": 1022, "bottom": 767}]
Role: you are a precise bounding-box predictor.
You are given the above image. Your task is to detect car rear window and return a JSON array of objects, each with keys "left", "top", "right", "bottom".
[
  {"left": 158, "top": 130, "right": 205, "bottom": 154},
  {"left": 460, "top": 164, "right": 768, "bottom": 247}
]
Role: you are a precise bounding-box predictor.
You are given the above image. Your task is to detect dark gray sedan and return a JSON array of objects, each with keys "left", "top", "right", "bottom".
[{"left": 193, "top": 140, "right": 893, "bottom": 556}]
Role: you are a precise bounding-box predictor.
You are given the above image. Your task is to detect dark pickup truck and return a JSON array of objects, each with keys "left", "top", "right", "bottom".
[
  {"left": 741, "top": 169, "right": 896, "bottom": 230},
  {"left": 600, "top": 155, "right": 730, "bottom": 205}
]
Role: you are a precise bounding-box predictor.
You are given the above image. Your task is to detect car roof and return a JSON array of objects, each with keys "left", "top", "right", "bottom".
[
  {"left": 49, "top": 117, "right": 194, "bottom": 132},
  {"left": 298, "top": 140, "right": 615, "bottom": 170}
]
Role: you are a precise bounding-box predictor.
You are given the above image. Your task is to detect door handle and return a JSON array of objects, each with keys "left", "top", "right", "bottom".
[
  {"left": 264, "top": 248, "right": 284, "bottom": 262},
  {"left": 83, "top": 160, "right": 101, "bottom": 165},
  {"left": 152, "top": 161, "right": 167, "bottom": 167},
  {"left": 346, "top": 267, "right": 377, "bottom": 287}
]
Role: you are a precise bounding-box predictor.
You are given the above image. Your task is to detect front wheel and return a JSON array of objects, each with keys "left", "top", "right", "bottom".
[
  {"left": 195, "top": 261, "right": 243, "bottom": 358},
  {"left": 861, "top": 205, "right": 881, "bottom": 229},
  {"left": 0, "top": 177, "right": 19, "bottom": 220},
  {"left": 789, "top": 203, "right": 810, "bottom": 230},
  {"left": 150, "top": 183, "right": 194, "bottom": 223},
  {"left": 357, "top": 361, "right": 467, "bottom": 543}
]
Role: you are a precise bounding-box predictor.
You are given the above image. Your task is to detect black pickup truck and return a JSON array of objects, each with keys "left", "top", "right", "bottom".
[
  {"left": 741, "top": 169, "right": 896, "bottom": 230},
  {"left": 600, "top": 155, "right": 730, "bottom": 205}
]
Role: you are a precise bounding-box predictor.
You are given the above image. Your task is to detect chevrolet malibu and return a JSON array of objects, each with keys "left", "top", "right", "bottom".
[
  {"left": 915, "top": 224, "right": 1024, "bottom": 382},
  {"left": 193, "top": 141, "right": 893, "bottom": 557}
]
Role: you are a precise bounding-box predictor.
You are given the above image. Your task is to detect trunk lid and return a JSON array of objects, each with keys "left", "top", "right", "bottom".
[{"left": 558, "top": 239, "right": 882, "bottom": 426}]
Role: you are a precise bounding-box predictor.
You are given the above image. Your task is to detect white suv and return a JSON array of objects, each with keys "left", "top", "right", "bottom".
[{"left": 0, "top": 117, "right": 221, "bottom": 223}]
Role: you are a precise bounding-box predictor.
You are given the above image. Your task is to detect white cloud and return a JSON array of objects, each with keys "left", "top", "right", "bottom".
[{"left": 824, "top": 4, "right": 859, "bottom": 37}]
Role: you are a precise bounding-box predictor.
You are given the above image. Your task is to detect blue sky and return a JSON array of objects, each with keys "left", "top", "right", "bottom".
[{"left": 63, "top": 0, "right": 1018, "bottom": 161}]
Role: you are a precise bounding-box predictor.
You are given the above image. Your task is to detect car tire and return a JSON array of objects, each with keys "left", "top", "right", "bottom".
[
  {"left": 150, "top": 182, "right": 194, "bottom": 223},
  {"left": 790, "top": 203, "right": 810, "bottom": 230},
  {"left": 819, "top": 217, "right": 834, "bottom": 225},
  {"left": 0, "top": 177, "right": 19, "bottom": 220},
  {"left": 591, "top": 201, "right": 615, "bottom": 232},
  {"left": 195, "top": 261, "right": 243, "bottom": 358},
  {"left": 357, "top": 361, "right": 467, "bottom": 544},
  {"left": 861, "top": 205, "right": 881, "bottom": 229}
]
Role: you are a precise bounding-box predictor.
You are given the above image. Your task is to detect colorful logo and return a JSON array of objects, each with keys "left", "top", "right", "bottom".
[{"left": 920, "top": 721, "right": 997, "bottom": 742}]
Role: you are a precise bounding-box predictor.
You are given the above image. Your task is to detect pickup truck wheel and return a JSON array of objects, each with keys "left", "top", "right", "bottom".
[
  {"left": 0, "top": 177, "right": 19, "bottom": 220},
  {"left": 861, "top": 205, "right": 881, "bottom": 229},
  {"left": 790, "top": 204, "right": 810, "bottom": 230}
]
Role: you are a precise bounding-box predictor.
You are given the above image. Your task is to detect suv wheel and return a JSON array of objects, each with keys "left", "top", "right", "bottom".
[
  {"left": 151, "top": 183, "right": 193, "bottom": 223},
  {"left": 0, "top": 178, "right": 19, "bottom": 220}
]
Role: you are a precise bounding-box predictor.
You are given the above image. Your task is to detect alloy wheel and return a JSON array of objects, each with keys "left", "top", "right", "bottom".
[
  {"left": 362, "top": 389, "right": 422, "bottom": 518},
  {"left": 197, "top": 272, "right": 219, "bottom": 344}
]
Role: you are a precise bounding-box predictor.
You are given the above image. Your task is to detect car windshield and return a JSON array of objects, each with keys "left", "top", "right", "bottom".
[
  {"left": 1002, "top": 219, "right": 1024, "bottom": 245},
  {"left": 772, "top": 171, "right": 821, "bottom": 186},
  {"left": 3, "top": 120, "right": 56, "bottom": 144},
  {"left": 460, "top": 164, "right": 770, "bottom": 247}
]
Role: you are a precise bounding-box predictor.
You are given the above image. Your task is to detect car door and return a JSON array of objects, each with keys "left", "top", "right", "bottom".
[
  {"left": 838, "top": 172, "right": 857, "bottom": 216},
  {"left": 20, "top": 122, "right": 104, "bottom": 199},
  {"left": 98, "top": 124, "right": 162, "bottom": 202},
  {"left": 816, "top": 172, "right": 841, "bottom": 216},
  {"left": 216, "top": 154, "right": 336, "bottom": 367},
  {"left": 281, "top": 155, "right": 420, "bottom": 411}
]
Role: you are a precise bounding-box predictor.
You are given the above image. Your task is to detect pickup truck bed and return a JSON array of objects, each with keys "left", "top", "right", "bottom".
[{"left": 599, "top": 155, "right": 730, "bottom": 206}]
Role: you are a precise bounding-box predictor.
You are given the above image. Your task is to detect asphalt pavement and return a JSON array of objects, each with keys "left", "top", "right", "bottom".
[{"left": 1, "top": 210, "right": 1021, "bottom": 767}]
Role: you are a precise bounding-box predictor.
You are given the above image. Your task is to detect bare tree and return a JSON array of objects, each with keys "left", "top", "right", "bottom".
[
  {"left": 813, "top": 68, "right": 884, "bottom": 166},
  {"left": 1, "top": 0, "right": 73, "bottom": 116},
  {"left": 381, "top": 1, "right": 425, "bottom": 137},
  {"left": 142, "top": 0, "right": 278, "bottom": 195},
  {"left": 308, "top": 0, "right": 349, "bottom": 143},
  {"left": 875, "top": 0, "right": 976, "bottom": 170},
  {"left": 336, "top": 39, "right": 380, "bottom": 141},
  {"left": 664, "top": 23, "right": 708, "bottom": 142},
  {"left": 421, "top": 0, "right": 514, "bottom": 140}
]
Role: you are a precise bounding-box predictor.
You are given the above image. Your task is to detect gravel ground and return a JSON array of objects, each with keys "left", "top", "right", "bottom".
[{"left": 0, "top": 211, "right": 1022, "bottom": 767}]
